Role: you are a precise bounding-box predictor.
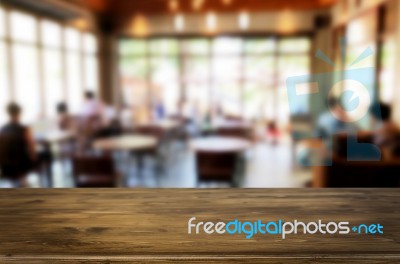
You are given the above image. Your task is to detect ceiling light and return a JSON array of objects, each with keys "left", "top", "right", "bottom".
[
  {"left": 222, "top": 0, "right": 233, "bottom": 5},
  {"left": 193, "top": 0, "right": 204, "bottom": 10},
  {"left": 174, "top": 14, "right": 184, "bottom": 31},
  {"left": 239, "top": 12, "right": 249, "bottom": 30},
  {"left": 206, "top": 12, "right": 217, "bottom": 31},
  {"left": 130, "top": 14, "right": 149, "bottom": 37},
  {"left": 169, "top": 0, "right": 179, "bottom": 12}
]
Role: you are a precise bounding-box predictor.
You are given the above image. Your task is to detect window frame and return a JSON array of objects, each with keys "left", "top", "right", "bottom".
[
  {"left": 0, "top": 4, "right": 100, "bottom": 122},
  {"left": 117, "top": 34, "right": 313, "bottom": 121}
]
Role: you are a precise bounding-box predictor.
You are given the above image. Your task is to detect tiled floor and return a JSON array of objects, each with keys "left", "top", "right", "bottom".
[{"left": 0, "top": 139, "right": 311, "bottom": 188}]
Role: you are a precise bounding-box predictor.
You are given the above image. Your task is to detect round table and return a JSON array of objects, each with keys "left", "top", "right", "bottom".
[
  {"left": 35, "top": 130, "right": 76, "bottom": 187},
  {"left": 93, "top": 135, "right": 157, "bottom": 151},
  {"left": 35, "top": 130, "right": 75, "bottom": 145},
  {"left": 190, "top": 136, "right": 251, "bottom": 153},
  {"left": 137, "top": 119, "right": 180, "bottom": 132},
  {"left": 93, "top": 135, "right": 158, "bottom": 187}
]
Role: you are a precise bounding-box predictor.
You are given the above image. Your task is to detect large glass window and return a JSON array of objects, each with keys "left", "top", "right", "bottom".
[
  {"left": 0, "top": 8, "right": 100, "bottom": 124},
  {"left": 379, "top": 37, "right": 395, "bottom": 104},
  {"left": 43, "top": 50, "right": 63, "bottom": 117},
  {"left": 345, "top": 12, "right": 377, "bottom": 129},
  {"left": 66, "top": 53, "right": 83, "bottom": 113},
  {"left": 119, "top": 37, "right": 311, "bottom": 125},
  {"left": 0, "top": 7, "right": 9, "bottom": 124},
  {"left": 183, "top": 56, "right": 210, "bottom": 114},
  {"left": 119, "top": 40, "right": 148, "bottom": 112},
  {"left": 0, "top": 7, "right": 5, "bottom": 38},
  {"left": 10, "top": 11, "right": 40, "bottom": 123},
  {"left": 83, "top": 33, "right": 99, "bottom": 92},
  {"left": 42, "top": 20, "right": 63, "bottom": 117},
  {"left": 277, "top": 54, "right": 310, "bottom": 120},
  {"left": 243, "top": 38, "right": 277, "bottom": 119},
  {"left": 41, "top": 20, "right": 61, "bottom": 47},
  {"left": 10, "top": 11, "right": 36, "bottom": 43},
  {"left": 12, "top": 44, "right": 40, "bottom": 123},
  {"left": 119, "top": 39, "right": 181, "bottom": 116},
  {"left": 64, "top": 30, "right": 99, "bottom": 114},
  {"left": 150, "top": 57, "right": 180, "bottom": 114},
  {"left": 0, "top": 42, "right": 10, "bottom": 124}
]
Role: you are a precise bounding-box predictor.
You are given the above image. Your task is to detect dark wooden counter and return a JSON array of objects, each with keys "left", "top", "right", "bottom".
[{"left": 0, "top": 189, "right": 399, "bottom": 263}]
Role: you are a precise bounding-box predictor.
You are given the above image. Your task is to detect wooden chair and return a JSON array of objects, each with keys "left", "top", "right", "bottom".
[
  {"left": 196, "top": 151, "right": 240, "bottom": 187},
  {"left": 224, "top": 115, "right": 243, "bottom": 122},
  {"left": 313, "top": 132, "right": 400, "bottom": 188},
  {"left": 133, "top": 125, "right": 167, "bottom": 181},
  {"left": 0, "top": 133, "right": 34, "bottom": 187},
  {"left": 135, "top": 125, "right": 164, "bottom": 143},
  {"left": 390, "top": 133, "right": 400, "bottom": 158},
  {"left": 72, "top": 155, "right": 118, "bottom": 188},
  {"left": 216, "top": 127, "right": 252, "bottom": 140}
]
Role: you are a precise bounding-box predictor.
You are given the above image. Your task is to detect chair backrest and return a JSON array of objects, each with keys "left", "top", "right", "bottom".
[
  {"left": 135, "top": 125, "right": 164, "bottom": 142},
  {"left": 216, "top": 127, "right": 251, "bottom": 140},
  {"left": 323, "top": 159, "right": 400, "bottom": 187},
  {"left": 390, "top": 133, "right": 400, "bottom": 157},
  {"left": 224, "top": 115, "right": 243, "bottom": 122},
  {"left": 196, "top": 151, "right": 237, "bottom": 183},
  {"left": 72, "top": 155, "right": 115, "bottom": 178},
  {"left": 80, "top": 115, "right": 102, "bottom": 136},
  {"left": 0, "top": 132, "right": 32, "bottom": 178}
]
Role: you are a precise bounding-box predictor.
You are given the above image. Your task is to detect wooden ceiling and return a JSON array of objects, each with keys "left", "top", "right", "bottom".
[
  {"left": 83, "top": 0, "right": 336, "bottom": 16},
  {"left": 80, "top": 0, "right": 336, "bottom": 32}
]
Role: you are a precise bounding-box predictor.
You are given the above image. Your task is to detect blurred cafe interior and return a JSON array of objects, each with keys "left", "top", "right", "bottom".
[{"left": 0, "top": 0, "right": 400, "bottom": 188}]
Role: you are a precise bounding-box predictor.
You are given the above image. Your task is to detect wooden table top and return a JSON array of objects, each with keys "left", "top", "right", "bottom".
[
  {"left": 35, "top": 130, "right": 75, "bottom": 144},
  {"left": 190, "top": 136, "right": 251, "bottom": 153},
  {"left": 0, "top": 189, "right": 399, "bottom": 263},
  {"left": 93, "top": 135, "right": 157, "bottom": 151},
  {"left": 212, "top": 119, "right": 251, "bottom": 129},
  {"left": 137, "top": 119, "right": 180, "bottom": 131}
]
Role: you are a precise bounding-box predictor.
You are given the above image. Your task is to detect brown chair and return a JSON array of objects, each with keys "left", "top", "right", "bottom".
[
  {"left": 0, "top": 134, "right": 32, "bottom": 186},
  {"left": 216, "top": 127, "right": 252, "bottom": 140},
  {"left": 196, "top": 151, "right": 240, "bottom": 187},
  {"left": 77, "top": 115, "right": 103, "bottom": 152},
  {"left": 224, "top": 115, "right": 243, "bottom": 122},
  {"left": 313, "top": 132, "right": 400, "bottom": 188},
  {"left": 135, "top": 125, "right": 164, "bottom": 143},
  {"left": 72, "top": 155, "right": 118, "bottom": 188},
  {"left": 390, "top": 133, "right": 400, "bottom": 157},
  {"left": 313, "top": 158, "right": 400, "bottom": 188},
  {"left": 133, "top": 125, "right": 168, "bottom": 181}
]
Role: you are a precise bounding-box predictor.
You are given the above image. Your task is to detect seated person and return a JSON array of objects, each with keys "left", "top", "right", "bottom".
[
  {"left": 0, "top": 103, "right": 51, "bottom": 185},
  {"left": 369, "top": 102, "right": 400, "bottom": 148},
  {"left": 95, "top": 120, "right": 123, "bottom": 139},
  {"left": 78, "top": 91, "right": 104, "bottom": 150},
  {"left": 316, "top": 97, "right": 358, "bottom": 140},
  {"left": 81, "top": 90, "right": 104, "bottom": 120},
  {"left": 56, "top": 102, "right": 75, "bottom": 131}
]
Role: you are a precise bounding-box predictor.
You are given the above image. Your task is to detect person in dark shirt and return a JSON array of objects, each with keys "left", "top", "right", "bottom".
[
  {"left": 0, "top": 103, "right": 37, "bottom": 185},
  {"left": 369, "top": 102, "right": 400, "bottom": 148}
]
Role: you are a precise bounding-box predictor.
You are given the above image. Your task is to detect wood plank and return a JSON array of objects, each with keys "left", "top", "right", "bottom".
[{"left": 0, "top": 189, "right": 399, "bottom": 262}]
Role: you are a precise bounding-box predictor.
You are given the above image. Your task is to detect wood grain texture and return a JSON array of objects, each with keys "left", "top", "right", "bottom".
[{"left": 0, "top": 189, "right": 399, "bottom": 263}]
